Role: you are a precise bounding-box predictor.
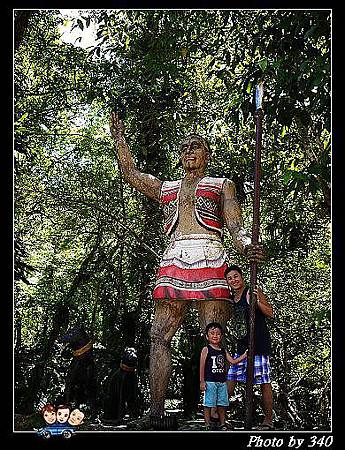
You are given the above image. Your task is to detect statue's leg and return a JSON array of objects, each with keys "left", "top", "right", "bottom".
[
  {"left": 195, "top": 300, "right": 231, "bottom": 337},
  {"left": 149, "top": 300, "right": 190, "bottom": 417}
]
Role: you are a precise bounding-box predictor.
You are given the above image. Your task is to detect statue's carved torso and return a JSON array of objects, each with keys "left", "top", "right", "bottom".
[
  {"left": 175, "top": 177, "right": 210, "bottom": 235},
  {"left": 160, "top": 176, "right": 225, "bottom": 237}
]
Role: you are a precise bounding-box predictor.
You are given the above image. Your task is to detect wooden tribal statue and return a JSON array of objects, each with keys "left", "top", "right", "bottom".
[{"left": 109, "top": 112, "right": 264, "bottom": 418}]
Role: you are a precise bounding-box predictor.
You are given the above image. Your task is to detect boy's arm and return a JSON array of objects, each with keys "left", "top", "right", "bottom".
[
  {"left": 199, "top": 347, "right": 208, "bottom": 391},
  {"left": 225, "top": 349, "right": 247, "bottom": 365}
]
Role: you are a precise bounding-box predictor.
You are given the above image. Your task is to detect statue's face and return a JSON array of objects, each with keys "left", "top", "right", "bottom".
[{"left": 180, "top": 137, "right": 210, "bottom": 172}]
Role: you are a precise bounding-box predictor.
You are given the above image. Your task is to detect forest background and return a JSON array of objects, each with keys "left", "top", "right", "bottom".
[{"left": 14, "top": 9, "right": 331, "bottom": 431}]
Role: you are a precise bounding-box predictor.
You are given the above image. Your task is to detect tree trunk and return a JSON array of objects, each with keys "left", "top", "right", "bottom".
[{"left": 14, "top": 11, "right": 33, "bottom": 51}]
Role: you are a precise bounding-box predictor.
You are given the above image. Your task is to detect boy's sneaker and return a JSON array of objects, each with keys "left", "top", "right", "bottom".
[
  {"left": 205, "top": 424, "right": 211, "bottom": 431},
  {"left": 210, "top": 421, "right": 219, "bottom": 430},
  {"left": 220, "top": 424, "right": 228, "bottom": 431}
]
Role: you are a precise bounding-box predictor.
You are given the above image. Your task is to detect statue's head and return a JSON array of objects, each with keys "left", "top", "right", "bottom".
[
  {"left": 179, "top": 134, "right": 211, "bottom": 173},
  {"left": 121, "top": 347, "right": 138, "bottom": 367}
]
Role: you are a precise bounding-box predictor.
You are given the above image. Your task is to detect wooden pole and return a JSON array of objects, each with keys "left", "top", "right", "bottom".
[{"left": 244, "top": 82, "right": 264, "bottom": 430}]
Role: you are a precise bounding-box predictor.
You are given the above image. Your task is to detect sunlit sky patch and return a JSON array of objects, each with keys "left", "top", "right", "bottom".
[{"left": 59, "top": 9, "right": 98, "bottom": 49}]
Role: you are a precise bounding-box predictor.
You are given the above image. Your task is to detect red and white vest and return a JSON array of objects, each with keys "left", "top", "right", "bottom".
[{"left": 160, "top": 176, "right": 226, "bottom": 236}]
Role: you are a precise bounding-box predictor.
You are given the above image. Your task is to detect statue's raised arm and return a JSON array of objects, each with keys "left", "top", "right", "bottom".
[{"left": 109, "top": 112, "right": 162, "bottom": 202}]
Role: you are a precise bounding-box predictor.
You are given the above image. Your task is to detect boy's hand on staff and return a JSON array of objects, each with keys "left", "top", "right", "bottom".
[{"left": 254, "top": 286, "right": 266, "bottom": 304}]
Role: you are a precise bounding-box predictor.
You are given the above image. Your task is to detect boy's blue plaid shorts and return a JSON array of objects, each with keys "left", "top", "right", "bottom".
[{"left": 227, "top": 354, "right": 271, "bottom": 384}]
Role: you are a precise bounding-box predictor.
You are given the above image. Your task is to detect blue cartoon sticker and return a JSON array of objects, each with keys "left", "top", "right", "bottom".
[{"left": 37, "top": 403, "right": 85, "bottom": 439}]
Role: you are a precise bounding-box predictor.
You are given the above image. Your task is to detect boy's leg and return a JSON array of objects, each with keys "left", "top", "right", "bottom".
[
  {"left": 256, "top": 357, "right": 273, "bottom": 428},
  {"left": 260, "top": 382, "right": 273, "bottom": 425},
  {"left": 203, "top": 382, "right": 217, "bottom": 429},
  {"left": 217, "top": 406, "right": 226, "bottom": 426},
  {"left": 210, "top": 407, "right": 219, "bottom": 420},
  {"left": 216, "top": 382, "right": 229, "bottom": 428},
  {"left": 204, "top": 406, "right": 211, "bottom": 425}
]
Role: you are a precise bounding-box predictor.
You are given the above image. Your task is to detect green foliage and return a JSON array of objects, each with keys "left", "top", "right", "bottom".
[{"left": 14, "top": 9, "right": 330, "bottom": 429}]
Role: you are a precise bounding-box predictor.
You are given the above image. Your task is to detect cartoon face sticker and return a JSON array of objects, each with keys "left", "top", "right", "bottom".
[
  {"left": 42, "top": 404, "right": 56, "bottom": 424},
  {"left": 56, "top": 406, "right": 70, "bottom": 424},
  {"left": 68, "top": 408, "right": 85, "bottom": 426}
]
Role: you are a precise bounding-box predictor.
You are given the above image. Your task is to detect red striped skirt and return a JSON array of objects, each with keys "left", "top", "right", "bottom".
[{"left": 153, "top": 234, "right": 231, "bottom": 301}]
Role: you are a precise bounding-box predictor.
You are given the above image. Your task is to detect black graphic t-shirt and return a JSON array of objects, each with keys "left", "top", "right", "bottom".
[
  {"left": 233, "top": 286, "right": 272, "bottom": 356},
  {"left": 204, "top": 344, "right": 227, "bottom": 382}
]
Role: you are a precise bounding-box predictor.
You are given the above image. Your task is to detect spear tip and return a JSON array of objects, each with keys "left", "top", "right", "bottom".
[{"left": 255, "top": 81, "right": 264, "bottom": 111}]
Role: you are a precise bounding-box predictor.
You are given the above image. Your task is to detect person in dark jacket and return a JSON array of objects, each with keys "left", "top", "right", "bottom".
[{"left": 225, "top": 264, "right": 274, "bottom": 430}]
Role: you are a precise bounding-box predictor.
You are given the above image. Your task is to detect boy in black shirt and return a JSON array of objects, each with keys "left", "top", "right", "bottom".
[{"left": 199, "top": 322, "right": 247, "bottom": 430}]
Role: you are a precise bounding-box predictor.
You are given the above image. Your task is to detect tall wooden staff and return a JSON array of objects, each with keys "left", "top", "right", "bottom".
[{"left": 244, "top": 81, "right": 264, "bottom": 430}]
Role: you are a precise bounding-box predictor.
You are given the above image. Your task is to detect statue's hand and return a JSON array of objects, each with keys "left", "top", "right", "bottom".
[
  {"left": 244, "top": 243, "right": 265, "bottom": 263},
  {"left": 109, "top": 111, "right": 125, "bottom": 142}
]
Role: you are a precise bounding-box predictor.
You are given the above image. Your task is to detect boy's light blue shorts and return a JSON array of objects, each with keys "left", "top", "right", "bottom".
[{"left": 203, "top": 381, "right": 229, "bottom": 407}]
